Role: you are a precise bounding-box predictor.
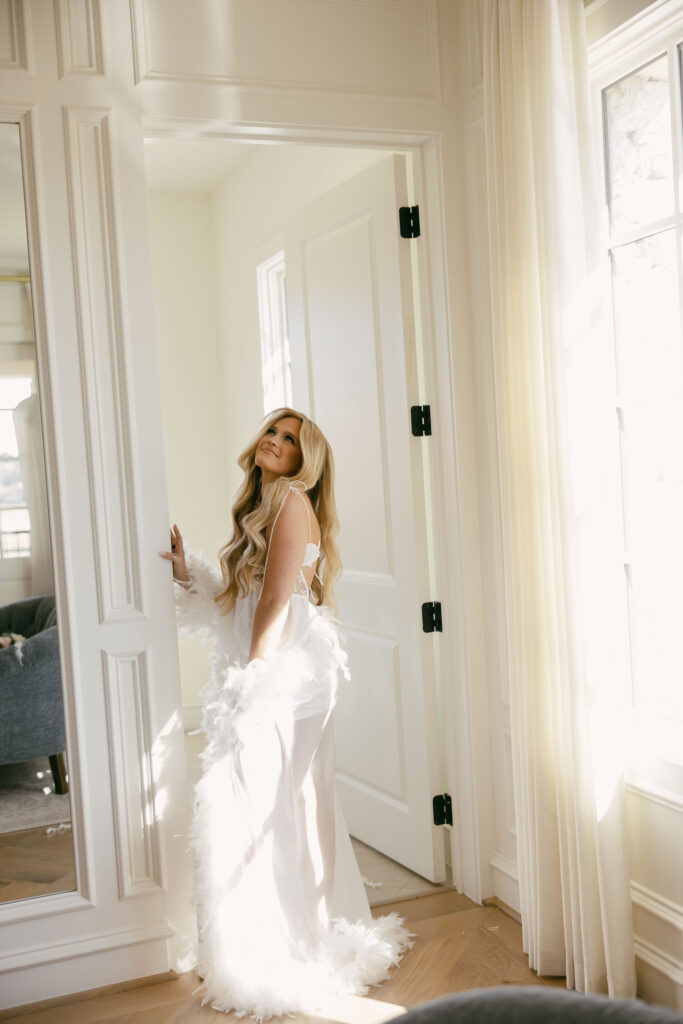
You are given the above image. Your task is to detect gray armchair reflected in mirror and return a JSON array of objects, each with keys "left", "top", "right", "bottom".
[{"left": 0, "top": 122, "right": 74, "bottom": 903}]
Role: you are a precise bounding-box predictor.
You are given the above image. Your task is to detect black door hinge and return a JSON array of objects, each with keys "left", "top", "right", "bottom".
[
  {"left": 399, "top": 205, "right": 421, "bottom": 238},
  {"left": 422, "top": 601, "right": 442, "bottom": 633},
  {"left": 411, "top": 404, "right": 431, "bottom": 436},
  {"left": 433, "top": 793, "right": 453, "bottom": 826}
]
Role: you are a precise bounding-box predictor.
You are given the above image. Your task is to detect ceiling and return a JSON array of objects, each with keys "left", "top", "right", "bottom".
[{"left": 143, "top": 137, "right": 271, "bottom": 192}]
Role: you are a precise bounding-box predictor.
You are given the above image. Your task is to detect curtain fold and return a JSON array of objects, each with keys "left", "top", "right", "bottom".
[
  {"left": 14, "top": 392, "right": 54, "bottom": 596},
  {"left": 482, "top": 0, "right": 636, "bottom": 996}
]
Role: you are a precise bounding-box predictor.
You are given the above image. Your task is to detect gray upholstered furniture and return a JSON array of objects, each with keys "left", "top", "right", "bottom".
[
  {"left": 0, "top": 594, "right": 67, "bottom": 793},
  {"left": 399, "top": 987, "right": 683, "bottom": 1024}
]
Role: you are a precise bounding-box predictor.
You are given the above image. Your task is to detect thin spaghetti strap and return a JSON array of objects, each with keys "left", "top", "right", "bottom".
[
  {"left": 263, "top": 483, "right": 293, "bottom": 578},
  {"left": 292, "top": 488, "right": 312, "bottom": 542}
]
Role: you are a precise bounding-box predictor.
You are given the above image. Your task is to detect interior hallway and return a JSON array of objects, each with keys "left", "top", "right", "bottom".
[{"left": 1, "top": 736, "right": 559, "bottom": 1014}]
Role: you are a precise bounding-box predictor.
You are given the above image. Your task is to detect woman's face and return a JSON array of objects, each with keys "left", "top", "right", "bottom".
[{"left": 255, "top": 416, "right": 303, "bottom": 483}]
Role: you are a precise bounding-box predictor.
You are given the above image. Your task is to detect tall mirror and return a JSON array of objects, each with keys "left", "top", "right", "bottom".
[{"left": 0, "top": 123, "right": 74, "bottom": 903}]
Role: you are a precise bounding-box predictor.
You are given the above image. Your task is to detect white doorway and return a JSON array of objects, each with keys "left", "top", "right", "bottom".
[{"left": 145, "top": 137, "right": 449, "bottom": 885}]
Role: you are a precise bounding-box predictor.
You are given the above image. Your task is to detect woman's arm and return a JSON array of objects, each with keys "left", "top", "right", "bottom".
[
  {"left": 159, "top": 525, "right": 223, "bottom": 636},
  {"left": 248, "top": 492, "right": 309, "bottom": 662}
]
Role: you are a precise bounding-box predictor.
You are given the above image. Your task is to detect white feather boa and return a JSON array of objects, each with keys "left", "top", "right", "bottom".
[{"left": 173, "top": 547, "right": 224, "bottom": 640}]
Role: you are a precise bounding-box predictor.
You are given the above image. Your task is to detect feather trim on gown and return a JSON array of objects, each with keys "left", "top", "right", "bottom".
[{"left": 175, "top": 548, "right": 414, "bottom": 1020}]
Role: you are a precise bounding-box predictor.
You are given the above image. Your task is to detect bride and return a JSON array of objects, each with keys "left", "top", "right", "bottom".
[{"left": 160, "top": 406, "right": 413, "bottom": 1020}]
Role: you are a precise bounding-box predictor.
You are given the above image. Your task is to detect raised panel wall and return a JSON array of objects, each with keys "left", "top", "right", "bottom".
[
  {"left": 103, "top": 650, "right": 164, "bottom": 900},
  {"left": 130, "top": 0, "right": 440, "bottom": 100},
  {"left": 55, "top": 0, "right": 104, "bottom": 78},
  {"left": 63, "top": 106, "right": 143, "bottom": 623},
  {"left": 0, "top": 0, "right": 28, "bottom": 72}
]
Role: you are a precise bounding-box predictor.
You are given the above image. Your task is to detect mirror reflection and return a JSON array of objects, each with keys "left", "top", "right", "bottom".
[{"left": 0, "top": 122, "right": 74, "bottom": 903}]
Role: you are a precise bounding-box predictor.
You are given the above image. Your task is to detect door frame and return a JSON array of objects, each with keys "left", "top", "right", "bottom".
[{"left": 142, "top": 116, "right": 491, "bottom": 903}]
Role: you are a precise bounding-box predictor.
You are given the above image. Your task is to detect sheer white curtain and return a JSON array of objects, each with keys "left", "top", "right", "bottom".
[
  {"left": 14, "top": 392, "right": 54, "bottom": 596},
  {"left": 482, "top": 0, "right": 636, "bottom": 996}
]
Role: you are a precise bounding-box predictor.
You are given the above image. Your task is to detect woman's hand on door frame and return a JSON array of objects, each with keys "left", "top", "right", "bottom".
[{"left": 159, "top": 524, "right": 190, "bottom": 583}]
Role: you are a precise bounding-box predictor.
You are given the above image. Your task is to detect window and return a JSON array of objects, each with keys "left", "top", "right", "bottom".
[
  {"left": 256, "top": 251, "right": 293, "bottom": 415},
  {"left": 0, "top": 376, "right": 32, "bottom": 558},
  {"left": 593, "top": 16, "right": 683, "bottom": 791}
]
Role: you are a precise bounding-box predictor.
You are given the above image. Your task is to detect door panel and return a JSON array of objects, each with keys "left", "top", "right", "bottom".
[{"left": 285, "top": 155, "right": 444, "bottom": 881}]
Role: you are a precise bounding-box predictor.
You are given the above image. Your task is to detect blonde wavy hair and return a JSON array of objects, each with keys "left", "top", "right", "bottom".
[{"left": 215, "top": 407, "right": 342, "bottom": 614}]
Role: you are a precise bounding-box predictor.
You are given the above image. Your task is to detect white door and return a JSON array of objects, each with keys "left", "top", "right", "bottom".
[{"left": 285, "top": 156, "right": 445, "bottom": 882}]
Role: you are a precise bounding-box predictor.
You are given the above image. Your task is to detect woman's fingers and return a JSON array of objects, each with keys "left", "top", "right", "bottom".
[{"left": 160, "top": 525, "right": 186, "bottom": 562}]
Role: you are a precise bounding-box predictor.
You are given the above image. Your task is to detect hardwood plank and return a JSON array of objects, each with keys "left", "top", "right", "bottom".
[
  {"left": 483, "top": 895, "right": 522, "bottom": 925},
  {"left": 1, "top": 892, "right": 563, "bottom": 1023},
  {"left": 373, "top": 889, "right": 478, "bottom": 924},
  {"left": 370, "top": 902, "right": 559, "bottom": 1007},
  {"left": 0, "top": 975, "right": 193, "bottom": 1024}
]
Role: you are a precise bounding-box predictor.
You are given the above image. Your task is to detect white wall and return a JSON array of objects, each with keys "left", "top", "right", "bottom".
[
  {"left": 211, "top": 144, "right": 388, "bottom": 504},
  {"left": 147, "top": 191, "right": 230, "bottom": 724}
]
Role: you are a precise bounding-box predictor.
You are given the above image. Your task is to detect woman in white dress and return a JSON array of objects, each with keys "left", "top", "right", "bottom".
[{"left": 160, "top": 407, "right": 413, "bottom": 1020}]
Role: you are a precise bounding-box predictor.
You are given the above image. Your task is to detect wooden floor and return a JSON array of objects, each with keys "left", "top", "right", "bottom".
[
  {"left": 0, "top": 825, "right": 75, "bottom": 903},
  {"left": 0, "top": 889, "right": 564, "bottom": 1024}
]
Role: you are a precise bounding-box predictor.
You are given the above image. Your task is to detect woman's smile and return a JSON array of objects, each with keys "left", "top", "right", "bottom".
[{"left": 255, "top": 416, "right": 303, "bottom": 481}]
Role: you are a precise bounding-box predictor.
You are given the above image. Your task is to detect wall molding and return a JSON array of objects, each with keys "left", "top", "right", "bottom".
[
  {"left": 103, "top": 650, "right": 164, "bottom": 900},
  {"left": 0, "top": 0, "right": 29, "bottom": 73},
  {"left": 588, "top": 0, "right": 683, "bottom": 78},
  {"left": 0, "top": 919, "right": 173, "bottom": 974},
  {"left": 626, "top": 779, "right": 683, "bottom": 815},
  {"left": 129, "top": 0, "right": 441, "bottom": 102},
  {"left": 490, "top": 852, "right": 519, "bottom": 881},
  {"left": 54, "top": 0, "right": 104, "bottom": 78},
  {"left": 0, "top": 889, "right": 93, "bottom": 926},
  {"left": 63, "top": 105, "right": 144, "bottom": 624},
  {"left": 632, "top": 882, "right": 683, "bottom": 934},
  {"left": 635, "top": 936, "right": 683, "bottom": 988}
]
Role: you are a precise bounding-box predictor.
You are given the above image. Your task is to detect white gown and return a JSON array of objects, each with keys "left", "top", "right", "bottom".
[{"left": 175, "top": 487, "right": 413, "bottom": 1020}]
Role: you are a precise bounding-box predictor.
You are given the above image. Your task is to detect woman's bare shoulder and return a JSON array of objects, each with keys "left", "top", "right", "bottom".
[
  {"left": 265, "top": 488, "right": 307, "bottom": 541},
  {"left": 275, "top": 488, "right": 320, "bottom": 544}
]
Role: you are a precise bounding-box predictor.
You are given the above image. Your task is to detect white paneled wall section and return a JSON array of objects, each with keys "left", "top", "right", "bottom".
[{"left": 0, "top": 0, "right": 493, "bottom": 1009}]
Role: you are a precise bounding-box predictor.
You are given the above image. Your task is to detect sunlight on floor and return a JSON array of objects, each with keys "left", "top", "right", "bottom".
[
  {"left": 309, "top": 994, "right": 406, "bottom": 1023},
  {"left": 169, "top": 988, "right": 407, "bottom": 1023}
]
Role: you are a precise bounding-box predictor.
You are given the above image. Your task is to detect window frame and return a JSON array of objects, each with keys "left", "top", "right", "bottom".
[
  {"left": 256, "top": 249, "right": 293, "bottom": 416},
  {"left": 589, "top": 1, "right": 683, "bottom": 803},
  {"left": 0, "top": 364, "right": 34, "bottom": 575}
]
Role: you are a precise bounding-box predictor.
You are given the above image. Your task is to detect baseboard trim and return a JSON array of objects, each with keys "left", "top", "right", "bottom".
[
  {"left": 0, "top": 971, "right": 178, "bottom": 1019},
  {"left": 182, "top": 705, "right": 202, "bottom": 732},
  {"left": 483, "top": 895, "right": 522, "bottom": 925},
  {"left": 0, "top": 920, "right": 174, "bottom": 973}
]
